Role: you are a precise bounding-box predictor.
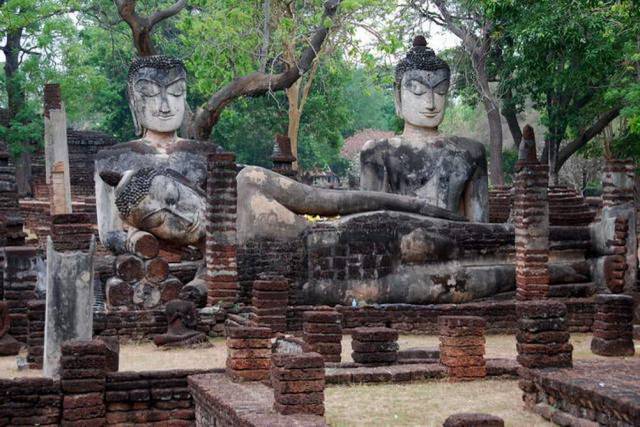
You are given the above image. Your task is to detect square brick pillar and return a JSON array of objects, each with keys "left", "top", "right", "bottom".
[
  {"left": 206, "top": 152, "right": 239, "bottom": 307},
  {"left": 516, "top": 301, "right": 572, "bottom": 369},
  {"left": 513, "top": 131, "right": 549, "bottom": 301},
  {"left": 351, "top": 327, "right": 398, "bottom": 366},
  {"left": 27, "top": 299, "right": 46, "bottom": 369},
  {"left": 51, "top": 214, "right": 94, "bottom": 251},
  {"left": 1, "top": 247, "right": 39, "bottom": 343},
  {"left": 225, "top": 325, "right": 272, "bottom": 382},
  {"left": 303, "top": 310, "right": 342, "bottom": 363},
  {"left": 439, "top": 316, "right": 486, "bottom": 381},
  {"left": 60, "top": 339, "right": 107, "bottom": 426},
  {"left": 251, "top": 274, "right": 288, "bottom": 333},
  {"left": 591, "top": 294, "right": 635, "bottom": 356},
  {"left": 271, "top": 352, "right": 325, "bottom": 416}
]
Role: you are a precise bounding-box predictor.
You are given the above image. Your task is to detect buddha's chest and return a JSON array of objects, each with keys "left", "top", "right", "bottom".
[{"left": 383, "top": 144, "right": 475, "bottom": 202}]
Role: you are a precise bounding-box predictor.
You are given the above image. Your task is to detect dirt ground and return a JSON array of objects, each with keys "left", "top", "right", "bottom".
[{"left": 1, "top": 333, "right": 634, "bottom": 379}]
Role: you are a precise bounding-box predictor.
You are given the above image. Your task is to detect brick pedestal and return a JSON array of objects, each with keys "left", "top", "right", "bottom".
[
  {"left": 225, "top": 325, "right": 272, "bottom": 382},
  {"left": 206, "top": 152, "right": 239, "bottom": 306},
  {"left": 251, "top": 275, "right": 288, "bottom": 333},
  {"left": 27, "top": 299, "right": 46, "bottom": 369},
  {"left": 61, "top": 339, "right": 107, "bottom": 426},
  {"left": 591, "top": 294, "right": 635, "bottom": 357},
  {"left": 271, "top": 352, "right": 325, "bottom": 416},
  {"left": 303, "top": 310, "right": 342, "bottom": 363},
  {"left": 439, "top": 316, "right": 486, "bottom": 381},
  {"left": 602, "top": 159, "right": 635, "bottom": 208},
  {"left": 1, "top": 247, "right": 39, "bottom": 343},
  {"left": 51, "top": 214, "right": 94, "bottom": 251},
  {"left": 516, "top": 301, "right": 572, "bottom": 369},
  {"left": 351, "top": 327, "right": 398, "bottom": 366}
]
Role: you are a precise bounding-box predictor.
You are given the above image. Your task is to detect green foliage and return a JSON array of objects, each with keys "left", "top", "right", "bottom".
[{"left": 0, "top": 102, "right": 43, "bottom": 157}]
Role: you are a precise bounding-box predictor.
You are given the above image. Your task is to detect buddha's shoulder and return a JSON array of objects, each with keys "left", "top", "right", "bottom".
[
  {"left": 446, "top": 136, "right": 487, "bottom": 160},
  {"left": 169, "top": 139, "right": 221, "bottom": 155},
  {"left": 95, "top": 140, "right": 154, "bottom": 161},
  {"left": 361, "top": 137, "right": 399, "bottom": 154},
  {"left": 96, "top": 139, "right": 220, "bottom": 161}
]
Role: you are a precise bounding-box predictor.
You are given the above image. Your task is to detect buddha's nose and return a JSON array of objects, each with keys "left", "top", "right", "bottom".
[
  {"left": 425, "top": 91, "right": 435, "bottom": 111},
  {"left": 159, "top": 94, "right": 171, "bottom": 113}
]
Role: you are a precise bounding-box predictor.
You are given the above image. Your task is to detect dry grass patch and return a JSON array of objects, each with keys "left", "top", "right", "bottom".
[{"left": 325, "top": 379, "right": 553, "bottom": 427}]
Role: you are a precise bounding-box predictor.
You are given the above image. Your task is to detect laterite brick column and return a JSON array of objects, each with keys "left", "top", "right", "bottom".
[
  {"left": 351, "top": 327, "right": 398, "bottom": 366},
  {"left": 51, "top": 214, "right": 94, "bottom": 251},
  {"left": 61, "top": 339, "right": 107, "bottom": 425},
  {"left": 439, "top": 316, "right": 486, "bottom": 381},
  {"left": 251, "top": 275, "right": 288, "bottom": 333},
  {"left": 602, "top": 159, "right": 635, "bottom": 208},
  {"left": 516, "top": 301, "right": 572, "bottom": 369},
  {"left": 225, "top": 325, "right": 272, "bottom": 382},
  {"left": 27, "top": 299, "right": 46, "bottom": 369},
  {"left": 271, "top": 352, "right": 325, "bottom": 416},
  {"left": 591, "top": 294, "right": 635, "bottom": 356},
  {"left": 303, "top": 310, "right": 342, "bottom": 363},
  {"left": 206, "top": 152, "right": 239, "bottom": 306},
  {"left": 513, "top": 127, "right": 549, "bottom": 301},
  {"left": 1, "top": 247, "right": 39, "bottom": 343}
]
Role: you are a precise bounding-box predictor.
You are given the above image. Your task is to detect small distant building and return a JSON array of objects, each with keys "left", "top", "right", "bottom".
[
  {"left": 341, "top": 129, "right": 395, "bottom": 162},
  {"left": 302, "top": 167, "right": 342, "bottom": 189}
]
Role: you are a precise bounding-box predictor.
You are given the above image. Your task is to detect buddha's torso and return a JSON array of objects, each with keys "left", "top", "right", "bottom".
[
  {"left": 95, "top": 139, "right": 219, "bottom": 189},
  {"left": 360, "top": 135, "right": 486, "bottom": 213}
]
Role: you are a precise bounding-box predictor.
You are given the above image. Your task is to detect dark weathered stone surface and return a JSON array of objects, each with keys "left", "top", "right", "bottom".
[
  {"left": 443, "top": 413, "right": 504, "bottom": 427},
  {"left": 153, "top": 299, "right": 209, "bottom": 348}
]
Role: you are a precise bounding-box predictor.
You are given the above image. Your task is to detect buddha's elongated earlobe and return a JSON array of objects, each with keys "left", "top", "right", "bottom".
[
  {"left": 128, "top": 84, "right": 143, "bottom": 136},
  {"left": 394, "top": 85, "right": 403, "bottom": 118}
]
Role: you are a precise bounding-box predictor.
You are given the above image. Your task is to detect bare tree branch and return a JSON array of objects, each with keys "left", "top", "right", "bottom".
[
  {"left": 190, "top": 0, "right": 342, "bottom": 140},
  {"left": 557, "top": 105, "right": 622, "bottom": 171},
  {"left": 114, "top": 0, "right": 186, "bottom": 56}
]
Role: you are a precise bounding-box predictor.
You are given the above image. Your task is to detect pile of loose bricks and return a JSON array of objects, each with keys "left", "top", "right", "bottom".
[
  {"left": 516, "top": 301, "right": 572, "bottom": 369},
  {"left": 351, "top": 327, "right": 398, "bottom": 365},
  {"left": 439, "top": 316, "right": 487, "bottom": 381},
  {"left": 591, "top": 294, "right": 635, "bottom": 356},
  {"left": 303, "top": 310, "right": 342, "bottom": 363},
  {"left": 206, "top": 152, "right": 239, "bottom": 306},
  {"left": 251, "top": 275, "right": 288, "bottom": 333},
  {"left": 225, "top": 325, "right": 272, "bottom": 382},
  {"left": 271, "top": 352, "right": 325, "bottom": 416},
  {"left": 61, "top": 339, "right": 107, "bottom": 425}
]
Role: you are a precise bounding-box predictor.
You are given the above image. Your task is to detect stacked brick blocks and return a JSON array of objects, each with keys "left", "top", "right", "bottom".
[
  {"left": 351, "top": 327, "right": 398, "bottom": 366},
  {"left": 61, "top": 339, "right": 107, "bottom": 426},
  {"left": 443, "top": 413, "right": 505, "bottom": 427},
  {"left": 27, "top": 299, "right": 46, "bottom": 368},
  {"left": 516, "top": 301, "right": 572, "bottom": 369},
  {"left": 206, "top": 152, "right": 239, "bottom": 306},
  {"left": 303, "top": 310, "right": 342, "bottom": 363},
  {"left": 591, "top": 294, "right": 635, "bottom": 357},
  {"left": 251, "top": 275, "right": 288, "bottom": 333},
  {"left": 271, "top": 352, "right": 325, "bottom": 416},
  {"left": 226, "top": 325, "right": 272, "bottom": 382},
  {"left": 51, "top": 214, "right": 94, "bottom": 251},
  {"left": 513, "top": 154, "right": 549, "bottom": 301},
  {"left": 439, "top": 316, "right": 486, "bottom": 381},
  {"left": 1, "top": 247, "right": 38, "bottom": 343}
]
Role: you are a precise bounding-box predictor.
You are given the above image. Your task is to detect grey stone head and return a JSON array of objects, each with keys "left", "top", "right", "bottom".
[
  {"left": 127, "top": 55, "right": 188, "bottom": 136},
  {"left": 395, "top": 36, "right": 451, "bottom": 128},
  {"left": 102, "top": 167, "right": 205, "bottom": 246}
]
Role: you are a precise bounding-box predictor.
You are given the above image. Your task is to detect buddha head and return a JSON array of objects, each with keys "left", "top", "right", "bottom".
[
  {"left": 102, "top": 167, "right": 205, "bottom": 246},
  {"left": 127, "top": 55, "right": 187, "bottom": 136},
  {"left": 395, "top": 36, "right": 451, "bottom": 129}
]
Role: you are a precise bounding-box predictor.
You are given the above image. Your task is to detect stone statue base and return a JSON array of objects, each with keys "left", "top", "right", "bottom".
[{"left": 0, "top": 334, "right": 21, "bottom": 356}]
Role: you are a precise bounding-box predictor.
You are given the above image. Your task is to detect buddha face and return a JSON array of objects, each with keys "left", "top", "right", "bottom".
[
  {"left": 111, "top": 169, "right": 206, "bottom": 246},
  {"left": 129, "top": 66, "right": 186, "bottom": 134},
  {"left": 397, "top": 69, "right": 449, "bottom": 128}
]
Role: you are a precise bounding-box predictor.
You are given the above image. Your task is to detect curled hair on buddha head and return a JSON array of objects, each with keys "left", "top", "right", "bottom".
[
  {"left": 114, "top": 167, "right": 204, "bottom": 219},
  {"left": 395, "top": 35, "right": 451, "bottom": 87}
]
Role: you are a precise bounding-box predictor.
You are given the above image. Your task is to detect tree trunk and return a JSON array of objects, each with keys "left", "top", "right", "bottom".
[
  {"left": 501, "top": 90, "right": 522, "bottom": 149},
  {"left": 473, "top": 52, "right": 504, "bottom": 186},
  {"left": 286, "top": 79, "right": 302, "bottom": 170},
  {"left": 4, "top": 28, "right": 25, "bottom": 122}
]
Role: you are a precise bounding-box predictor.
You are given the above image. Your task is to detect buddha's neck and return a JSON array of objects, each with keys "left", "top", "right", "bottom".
[
  {"left": 143, "top": 130, "right": 178, "bottom": 152},
  {"left": 402, "top": 122, "right": 441, "bottom": 143}
]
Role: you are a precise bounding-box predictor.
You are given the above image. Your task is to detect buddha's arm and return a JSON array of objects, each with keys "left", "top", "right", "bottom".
[
  {"left": 95, "top": 168, "right": 127, "bottom": 253},
  {"left": 463, "top": 165, "right": 489, "bottom": 222},
  {"left": 360, "top": 141, "right": 387, "bottom": 192},
  {"left": 238, "top": 166, "right": 464, "bottom": 221}
]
